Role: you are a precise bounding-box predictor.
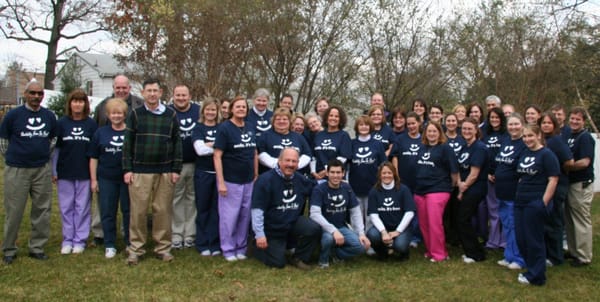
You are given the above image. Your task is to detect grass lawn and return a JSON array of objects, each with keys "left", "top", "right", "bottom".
[{"left": 0, "top": 167, "right": 599, "bottom": 301}]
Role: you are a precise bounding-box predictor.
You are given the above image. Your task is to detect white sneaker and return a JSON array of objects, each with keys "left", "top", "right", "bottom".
[
  {"left": 72, "top": 246, "right": 85, "bottom": 254},
  {"left": 61, "top": 245, "right": 72, "bottom": 255},
  {"left": 497, "top": 259, "right": 510, "bottom": 267},
  {"left": 546, "top": 259, "right": 554, "bottom": 267},
  {"left": 105, "top": 248, "right": 117, "bottom": 259},
  {"left": 236, "top": 254, "right": 247, "bottom": 260},
  {"left": 508, "top": 262, "right": 523, "bottom": 270},
  {"left": 200, "top": 250, "right": 211, "bottom": 256},
  {"left": 462, "top": 255, "right": 476, "bottom": 264},
  {"left": 517, "top": 273, "right": 530, "bottom": 284},
  {"left": 211, "top": 251, "right": 221, "bottom": 256},
  {"left": 225, "top": 255, "right": 238, "bottom": 262},
  {"left": 366, "top": 247, "right": 376, "bottom": 256}
]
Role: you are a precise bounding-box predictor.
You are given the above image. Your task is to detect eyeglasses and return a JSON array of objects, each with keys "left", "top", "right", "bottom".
[{"left": 27, "top": 90, "right": 44, "bottom": 96}]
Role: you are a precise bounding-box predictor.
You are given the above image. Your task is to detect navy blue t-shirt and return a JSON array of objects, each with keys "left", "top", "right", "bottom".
[
  {"left": 516, "top": 147, "right": 560, "bottom": 202},
  {"left": 567, "top": 130, "right": 595, "bottom": 183},
  {"left": 367, "top": 184, "right": 416, "bottom": 231},
  {"left": 349, "top": 137, "right": 387, "bottom": 196},
  {"left": 214, "top": 120, "right": 256, "bottom": 184},
  {"left": 191, "top": 122, "right": 218, "bottom": 172},
  {"left": 545, "top": 134, "right": 573, "bottom": 187},
  {"left": 494, "top": 136, "right": 527, "bottom": 200},
  {"left": 252, "top": 170, "right": 315, "bottom": 237},
  {"left": 56, "top": 117, "right": 97, "bottom": 179},
  {"left": 245, "top": 108, "right": 273, "bottom": 138},
  {"left": 390, "top": 133, "right": 422, "bottom": 192},
  {"left": 170, "top": 103, "right": 201, "bottom": 163},
  {"left": 310, "top": 182, "right": 359, "bottom": 228},
  {"left": 482, "top": 130, "right": 508, "bottom": 174},
  {"left": 457, "top": 140, "right": 488, "bottom": 196},
  {"left": 415, "top": 143, "right": 458, "bottom": 195},
  {"left": 372, "top": 124, "right": 394, "bottom": 152},
  {"left": 88, "top": 126, "right": 126, "bottom": 182},
  {"left": 312, "top": 129, "right": 352, "bottom": 172},
  {"left": 257, "top": 129, "right": 312, "bottom": 173},
  {"left": 0, "top": 105, "right": 57, "bottom": 167}
]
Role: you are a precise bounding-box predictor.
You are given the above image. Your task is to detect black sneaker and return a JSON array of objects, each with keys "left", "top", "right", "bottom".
[
  {"left": 291, "top": 258, "right": 312, "bottom": 270},
  {"left": 570, "top": 259, "right": 590, "bottom": 267}
]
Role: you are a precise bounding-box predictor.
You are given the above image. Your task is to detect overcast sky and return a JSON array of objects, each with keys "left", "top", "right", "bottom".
[{"left": 1, "top": 0, "right": 599, "bottom": 77}]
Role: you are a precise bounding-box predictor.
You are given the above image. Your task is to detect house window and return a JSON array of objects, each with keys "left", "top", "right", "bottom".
[{"left": 86, "top": 81, "right": 93, "bottom": 96}]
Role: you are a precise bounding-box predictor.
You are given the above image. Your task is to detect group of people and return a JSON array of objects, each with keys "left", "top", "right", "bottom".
[{"left": 0, "top": 76, "right": 595, "bottom": 287}]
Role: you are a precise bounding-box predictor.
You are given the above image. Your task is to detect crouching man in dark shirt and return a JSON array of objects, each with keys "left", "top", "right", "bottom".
[{"left": 251, "top": 148, "right": 321, "bottom": 269}]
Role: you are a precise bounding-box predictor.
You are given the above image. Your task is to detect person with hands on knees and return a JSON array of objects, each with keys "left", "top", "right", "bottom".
[
  {"left": 310, "top": 159, "right": 370, "bottom": 268},
  {"left": 366, "top": 162, "right": 415, "bottom": 260},
  {"left": 251, "top": 148, "right": 321, "bottom": 269}
]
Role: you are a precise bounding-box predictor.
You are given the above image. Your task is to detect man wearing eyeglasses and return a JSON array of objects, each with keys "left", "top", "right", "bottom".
[
  {"left": 251, "top": 148, "right": 320, "bottom": 269},
  {"left": 0, "top": 81, "right": 57, "bottom": 264}
]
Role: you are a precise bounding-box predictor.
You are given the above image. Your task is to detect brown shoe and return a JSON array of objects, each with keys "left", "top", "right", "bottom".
[
  {"left": 156, "top": 252, "right": 174, "bottom": 262},
  {"left": 292, "top": 258, "right": 312, "bottom": 270},
  {"left": 127, "top": 253, "right": 139, "bottom": 266}
]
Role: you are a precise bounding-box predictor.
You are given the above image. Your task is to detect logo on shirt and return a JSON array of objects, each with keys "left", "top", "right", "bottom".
[
  {"left": 234, "top": 132, "right": 256, "bottom": 149},
  {"left": 315, "top": 138, "right": 337, "bottom": 151},
  {"left": 179, "top": 118, "right": 196, "bottom": 132},
  {"left": 26, "top": 117, "right": 46, "bottom": 131},
  {"left": 373, "top": 133, "right": 383, "bottom": 141},
  {"left": 409, "top": 144, "right": 420, "bottom": 152},
  {"left": 276, "top": 186, "right": 299, "bottom": 211},
  {"left": 519, "top": 156, "right": 535, "bottom": 168},
  {"left": 458, "top": 152, "right": 469, "bottom": 164},
  {"left": 449, "top": 142, "right": 462, "bottom": 154},
  {"left": 517, "top": 156, "right": 538, "bottom": 175},
  {"left": 356, "top": 146, "right": 372, "bottom": 159},
  {"left": 110, "top": 135, "right": 124, "bottom": 147},
  {"left": 567, "top": 138, "right": 575, "bottom": 148},
  {"left": 63, "top": 126, "right": 90, "bottom": 142},
  {"left": 500, "top": 145, "right": 514, "bottom": 157},
  {"left": 417, "top": 152, "right": 435, "bottom": 167},
  {"left": 329, "top": 194, "right": 345, "bottom": 208},
  {"left": 378, "top": 196, "right": 402, "bottom": 212},
  {"left": 206, "top": 130, "right": 216, "bottom": 141},
  {"left": 256, "top": 119, "right": 271, "bottom": 132},
  {"left": 241, "top": 133, "right": 252, "bottom": 143},
  {"left": 353, "top": 146, "right": 376, "bottom": 165},
  {"left": 71, "top": 127, "right": 84, "bottom": 136},
  {"left": 282, "top": 187, "right": 296, "bottom": 204},
  {"left": 486, "top": 136, "right": 500, "bottom": 149},
  {"left": 281, "top": 138, "right": 292, "bottom": 146}
]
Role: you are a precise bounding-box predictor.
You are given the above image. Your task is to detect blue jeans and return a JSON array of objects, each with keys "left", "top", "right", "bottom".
[
  {"left": 498, "top": 199, "right": 524, "bottom": 266},
  {"left": 319, "top": 227, "right": 365, "bottom": 265},
  {"left": 366, "top": 226, "right": 411, "bottom": 258},
  {"left": 98, "top": 178, "right": 130, "bottom": 248}
]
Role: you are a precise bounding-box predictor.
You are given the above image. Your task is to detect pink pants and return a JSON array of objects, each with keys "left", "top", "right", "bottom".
[{"left": 414, "top": 192, "right": 451, "bottom": 261}]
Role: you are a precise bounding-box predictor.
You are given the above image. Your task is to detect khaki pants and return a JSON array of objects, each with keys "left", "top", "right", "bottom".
[
  {"left": 565, "top": 181, "right": 594, "bottom": 263},
  {"left": 127, "top": 173, "right": 174, "bottom": 256},
  {"left": 171, "top": 163, "right": 196, "bottom": 243},
  {"left": 2, "top": 164, "right": 52, "bottom": 256}
]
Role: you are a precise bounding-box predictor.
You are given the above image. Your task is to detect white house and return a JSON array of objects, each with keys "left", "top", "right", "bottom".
[{"left": 53, "top": 53, "right": 141, "bottom": 104}]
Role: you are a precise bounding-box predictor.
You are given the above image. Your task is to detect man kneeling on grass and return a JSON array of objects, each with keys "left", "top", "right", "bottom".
[
  {"left": 251, "top": 148, "right": 321, "bottom": 269},
  {"left": 310, "top": 159, "right": 371, "bottom": 268}
]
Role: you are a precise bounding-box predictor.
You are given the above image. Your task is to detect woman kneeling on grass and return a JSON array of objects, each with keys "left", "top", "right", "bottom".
[
  {"left": 514, "top": 124, "right": 559, "bottom": 286},
  {"left": 366, "top": 162, "right": 415, "bottom": 260}
]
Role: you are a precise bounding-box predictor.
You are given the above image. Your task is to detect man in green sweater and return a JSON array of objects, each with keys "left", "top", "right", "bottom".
[{"left": 123, "top": 78, "right": 182, "bottom": 265}]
